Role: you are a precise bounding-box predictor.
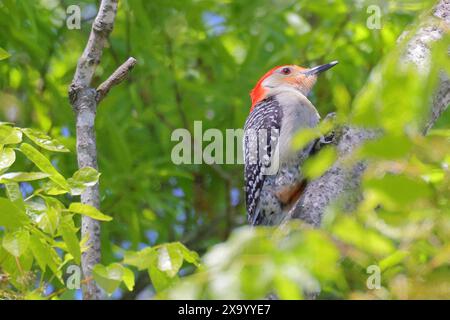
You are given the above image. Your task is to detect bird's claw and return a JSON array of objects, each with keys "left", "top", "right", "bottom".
[{"left": 319, "top": 133, "right": 334, "bottom": 145}]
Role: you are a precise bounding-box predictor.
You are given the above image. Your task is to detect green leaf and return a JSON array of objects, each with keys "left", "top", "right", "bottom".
[
  {"left": 0, "top": 197, "right": 29, "bottom": 228},
  {"left": 291, "top": 120, "right": 334, "bottom": 151},
  {"left": 0, "top": 172, "right": 50, "bottom": 182},
  {"left": 274, "top": 274, "right": 303, "bottom": 300},
  {"left": 37, "top": 206, "right": 60, "bottom": 235},
  {"left": 70, "top": 167, "right": 100, "bottom": 186},
  {"left": 0, "top": 47, "right": 10, "bottom": 60},
  {"left": 4, "top": 182, "right": 25, "bottom": 210},
  {"left": 157, "top": 244, "right": 184, "bottom": 277},
  {"left": 359, "top": 134, "right": 412, "bottom": 159},
  {"left": 303, "top": 147, "right": 337, "bottom": 179},
  {"left": 59, "top": 216, "right": 81, "bottom": 264},
  {"left": 379, "top": 250, "right": 409, "bottom": 271},
  {"left": 331, "top": 217, "right": 395, "bottom": 256},
  {"left": 178, "top": 242, "right": 200, "bottom": 267},
  {"left": 364, "top": 174, "right": 432, "bottom": 209},
  {"left": 68, "top": 203, "right": 112, "bottom": 221},
  {"left": 42, "top": 180, "right": 69, "bottom": 195},
  {"left": 92, "top": 263, "right": 125, "bottom": 295},
  {"left": 123, "top": 244, "right": 190, "bottom": 293},
  {"left": 19, "top": 143, "right": 69, "bottom": 190},
  {"left": 67, "top": 167, "right": 100, "bottom": 195},
  {"left": 167, "top": 242, "right": 200, "bottom": 268},
  {"left": 24, "top": 292, "right": 46, "bottom": 300},
  {"left": 148, "top": 261, "right": 176, "bottom": 292},
  {"left": 36, "top": 197, "right": 63, "bottom": 235},
  {"left": 21, "top": 128, "right": 69, "bottom": 152},
  {"left": 123, "top": 243, "right": 199, "bottom": 276},
  {"left": 29, "top": 233, "right": 53, "bottom": 271},
  {"left": 291, "top": 128, "right": 321, "bottom": 151},
  {"left": 0, "top": 246, "right": 33, "bottom": 284},
  {"left": 142, "top": 208, "right": 156, "bottom": 221},
  {"left": 0, "top": 126, "right": 22, "bottom": 145},
  {"left": 0, "top": 148, "right": 15, "bottom": 170},
  {"left": 123, "top": 247, "right": 154, "bottom": 270},
  {"left": 2, "top": 229, "right": 30, "bottom": 257},
  {"left": 122, "top": 266, "right": 135, "bottom": 291},
  {"left": 148, "top": 243, "right": 198, "bottom": 292},
  {"left": 43, "top": 196, "right": 65, "bottom": 211}
]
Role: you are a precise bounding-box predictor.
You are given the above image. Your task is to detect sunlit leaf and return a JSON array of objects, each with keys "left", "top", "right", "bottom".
[
  {"left": 177, "top": 242, "right": 200, "bottom": 267},
  {"left": 21, "top": 128, "right": 69, "bottom": 152},
  {"left": 0, "top": 172, "right": 50, "bottom": 182},
  {"left": 303, "top": 147, "right": 337, "bottom": 179},
  {"left": 36, "top": 196, "right": 64, "bottom": 235},
  {"left": 291, "top": 128, "right": 321, "bottom": 151},
  {"left": 359, "top": 134, "right": 412, "bottom": 159},
  {"left": 67, "top": 203, "right": 112, "bottom": 221},
  {"left": 67, "top": 167, "right": 100, "bottom": 195},
  {"left": 2, "top": 229, "right": 30, "bottom": 257},
  {"left": 274, "top": 274, "right": 303, "bottom": 300},
  {"left": 58, "top": 216, "right": 81, "bottom": 264},
  {"left": 0, "top": 148, "right": 15, "bottom": 170},
  {"left": 93, "top": 263, "right": 127, "bottom": 295},
  {"left": 364, "top": 174, "right": 432, "bottom": 209},
  {"left": 19, "top": 143, "right": 69, "bottom": 191},
  {"left": 157, "top": 244, "right": 183, "bottom": 277},
  {"left": 122, "top": 266, "right": 135, "bottom": 291},
  {"left": 148, "top": 262, "right": 176, "bottom": 292},
  {"left": 29, "top": 233, "right": 53, "bottom": 271},
  {"left": 123, "top": 247, "right": 154, "bottom": 270},
  {"left": 379, "top": 250, "right": 409, "bottom": 271},
  {"left": 0, "top": 47, "right": 10, "bottom": 60},
  {"left": 291, "top": 119, "right": 334, "bottom": 151},
  {"left": 42, "top": 180, "right": 68, "bottom": 195},
  {"left": 0, "top": 197, "right": 29, "bottom": 228},
  {"left": 331, "top": 217, "right": 395, "bottom": 256},
  {"left": 4, "top": 182, "right": 25, "bottom": 211},
  {"left": 0, "top": 126, "right": 22, "bottom": 145}
]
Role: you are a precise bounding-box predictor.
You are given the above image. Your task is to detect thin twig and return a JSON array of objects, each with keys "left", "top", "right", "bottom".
[{"left": 96, "top": 57, "right": 137, "bottom": 103}]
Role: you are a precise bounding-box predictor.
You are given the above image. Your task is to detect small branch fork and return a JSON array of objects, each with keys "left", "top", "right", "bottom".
[
  {"left": 96, "top": 57, "right": 137, "bottom": 103},
  {"left": 68, "top": 0, "right": 136, "bottom": 300}
]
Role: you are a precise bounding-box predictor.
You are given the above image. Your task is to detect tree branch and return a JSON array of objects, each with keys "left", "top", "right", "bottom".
[
  {"left": 96, "top": 57, "right": 137, "bottom": 103},
  {"left": 290, "top": 0, "right": 450, "bottom": 226},
  {"left": 70, "top": 0, "right": 118, "bottom": 91},
  {"left": 290, "top": 127, "right": 377, "bottom": 226},
  {"left": 68, "top": 0, "right": 136, "bottom": 300},
  {"left": 399, "top": 0, "right": 450, "bottom": 134}
]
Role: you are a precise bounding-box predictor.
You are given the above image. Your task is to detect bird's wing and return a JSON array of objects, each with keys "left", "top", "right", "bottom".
[{"left": 243, "top": 96, "right": 282, "bottom": 225}]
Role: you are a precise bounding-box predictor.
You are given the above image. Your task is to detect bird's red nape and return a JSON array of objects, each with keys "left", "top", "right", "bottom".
[{"left": 249, "top": 66, "right": 281, "bottom": 112}]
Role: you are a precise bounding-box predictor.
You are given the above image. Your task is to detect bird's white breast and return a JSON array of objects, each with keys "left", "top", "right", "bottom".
[{"left": 275, "top": 89, "right": 320, "bottom": 165}]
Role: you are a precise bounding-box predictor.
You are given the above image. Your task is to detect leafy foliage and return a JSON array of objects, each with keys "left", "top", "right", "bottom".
[
  {"left": 0, "top": 0, "right": 448, "bottom": 300},
  {"left": 164, "top": 224, "right": 343, "bottom": 299},
  {"left": 123, "top": 242, "right": 199, "bottom": 293},
  {"left": 0, "top": 122, "right": 108, "bottom": 298}
]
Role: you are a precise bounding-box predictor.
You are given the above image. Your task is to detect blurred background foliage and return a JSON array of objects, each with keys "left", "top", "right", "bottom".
[{"left": 0, "top": 0, "right": 448, "bottom": 299}]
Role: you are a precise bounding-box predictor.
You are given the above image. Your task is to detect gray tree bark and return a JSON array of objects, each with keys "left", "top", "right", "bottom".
[
  {"left": 68, "top": 0, "right": 136, "bottom": 300},
  {"left": 289, "top": 0, "right": 450, "bottom": 227}
]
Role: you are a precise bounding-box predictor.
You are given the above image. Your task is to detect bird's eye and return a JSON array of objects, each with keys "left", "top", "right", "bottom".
[{"left": 280, "top": 67, "right": 291, "bottom": 75}]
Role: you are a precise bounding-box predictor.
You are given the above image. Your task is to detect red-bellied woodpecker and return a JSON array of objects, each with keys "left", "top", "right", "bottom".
[{"left": 244, "top": 61, "right": 338, "bottom": 225}]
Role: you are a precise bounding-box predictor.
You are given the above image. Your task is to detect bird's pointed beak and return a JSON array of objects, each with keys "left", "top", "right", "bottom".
[{"left": 305, "top": 60, "right": 338, "bottom": 75}]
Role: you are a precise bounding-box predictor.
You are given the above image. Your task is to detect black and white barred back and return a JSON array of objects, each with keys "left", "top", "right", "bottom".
[{"left": 244, "top": 96, "right": 283, "bottom": 225}]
